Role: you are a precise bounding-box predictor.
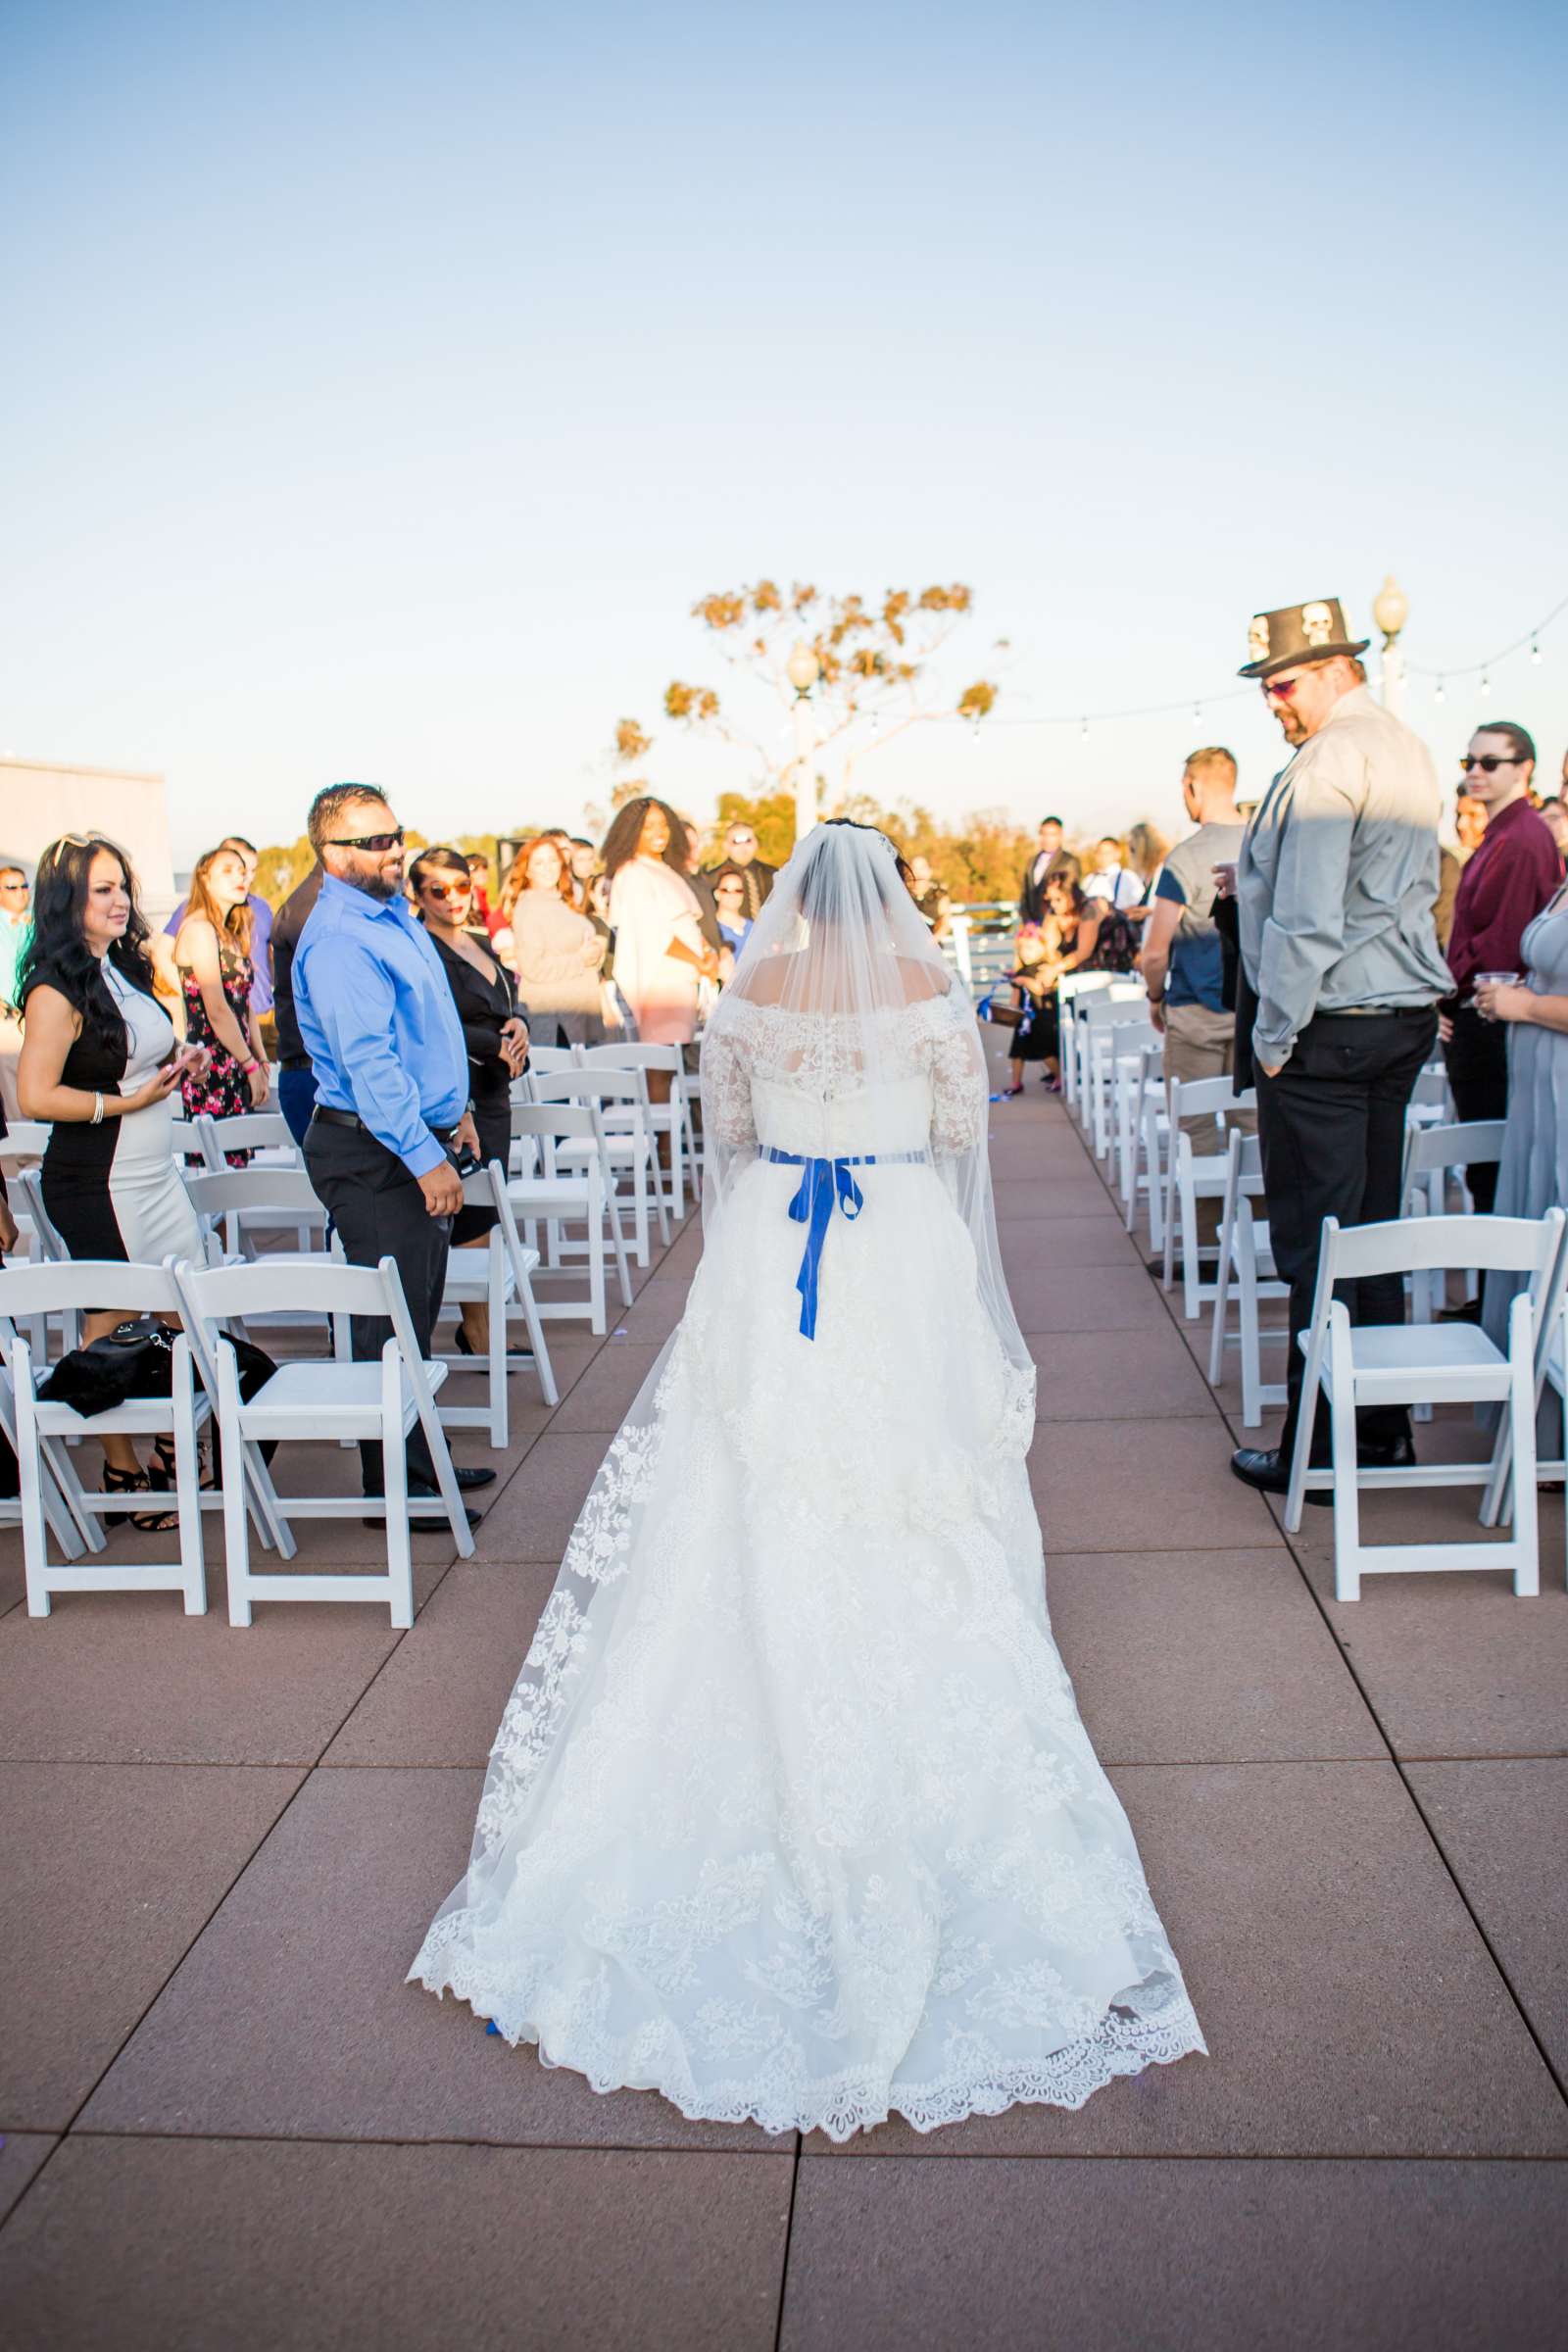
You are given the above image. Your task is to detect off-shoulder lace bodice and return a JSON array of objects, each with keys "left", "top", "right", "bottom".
[{"left": 702, "top": 986, "right": 986, "bottom": 1158}]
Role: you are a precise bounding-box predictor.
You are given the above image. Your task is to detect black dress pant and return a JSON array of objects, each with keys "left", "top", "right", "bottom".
[
  {"left": 1442, "top": 1003, "right": 1508, "bottom": 1215},
  {"left": 1255, "top": 1008, "right": 1439, "bottom": 1460},
  {"left": 304, "top": 1119, "right": 453, "bottom": 1493}
]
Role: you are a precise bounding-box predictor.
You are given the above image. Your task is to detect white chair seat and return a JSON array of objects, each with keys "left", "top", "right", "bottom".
[
  {"left": 1320, "top": 1321, "right": 1511, "bottom": 1400},
  {"left": 240, "top": 1356, "right": 447, "bottom": 1435},
  {"left": 35, "top": 1394, "right": 215, "bottom": 1439}
]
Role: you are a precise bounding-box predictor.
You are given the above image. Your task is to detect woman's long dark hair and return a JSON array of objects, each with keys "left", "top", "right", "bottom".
[
  {"left": 18, "top": 834, "right": 158, "bottom": 1048},
  {"left": 601, "top": 796, "right": 689, "bottom": 885}
]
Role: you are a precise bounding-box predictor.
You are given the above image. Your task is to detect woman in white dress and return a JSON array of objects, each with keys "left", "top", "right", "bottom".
[
  {"left": 412, "top": 820, "right": 1203, "bottom": 2138},
  {"left": 603, "top": 798, "right": 717, "bottom": 1048}
]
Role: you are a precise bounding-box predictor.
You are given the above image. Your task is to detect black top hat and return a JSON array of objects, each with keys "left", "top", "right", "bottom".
[{"left": 1238, "top": 599, "right": 1371, "bottom": 680}]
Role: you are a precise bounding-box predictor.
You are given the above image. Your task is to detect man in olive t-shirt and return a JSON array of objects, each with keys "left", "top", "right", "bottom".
[{"left": 1140, "top": 748, "right": 1251, "bottom": 1239}]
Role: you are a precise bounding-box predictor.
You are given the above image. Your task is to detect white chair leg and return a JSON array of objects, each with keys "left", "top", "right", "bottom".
[
  {"left": 220, "top": 1350, "right": 254, "bottom": 1628},
  {"left": 1180, "top": 1170, "right": 1200, "bottom": 1322},
  {"left": 15, "top": 1363, "right": 52, "bottom": 1618},
  {"left": 587, "top": 1182, "right": 608, "bottom": 1336},
  {"left": 1208, "top": 1219, "right": 1234, "bottom": 1387},
  {"left": 1329, "top": 1308, "right": 1361, "bottom": 1602},
  {"left": 382, "top": 1348, "right": 415, "bottom": 1630},
  {"left": 1506, "top": 1295, "right": 1540, "bottom": 1598},
  {"left": 487, "top": 1239, "right": 508, "bottom": 1449},
  {"left": 171, "top": 1340, "right": 208, "bottom": 1616}
]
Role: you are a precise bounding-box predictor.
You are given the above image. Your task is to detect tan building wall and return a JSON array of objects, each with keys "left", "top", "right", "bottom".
[{"left": 0, "top": 758, "right": 176, "bottom": 920}]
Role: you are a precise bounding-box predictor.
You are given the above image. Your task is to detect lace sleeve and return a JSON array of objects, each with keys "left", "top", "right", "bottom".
[
  {"left": 928, "top": 991, "right": 987, "bottom": 1156},
  {"left": 699, "top": 1020, "right": 757, "bottom": 1147}
]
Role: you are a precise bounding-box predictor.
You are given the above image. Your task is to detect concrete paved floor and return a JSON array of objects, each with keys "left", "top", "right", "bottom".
[{"left": 2, "top": 1065, "right": 1565, "bottom": 2349}]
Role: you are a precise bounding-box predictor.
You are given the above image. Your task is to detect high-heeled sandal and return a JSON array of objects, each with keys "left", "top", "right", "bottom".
[
  {"left": 102, "top": 1462, "right": 180, "bottom": 1535},
  {"left": 454, "top": 1328, "right": 529, "bottom": 1359}
]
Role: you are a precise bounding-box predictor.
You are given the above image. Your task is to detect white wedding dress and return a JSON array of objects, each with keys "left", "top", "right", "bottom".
[{"left": 411, "top": 832, "right": 1204, "bottom": 2139}]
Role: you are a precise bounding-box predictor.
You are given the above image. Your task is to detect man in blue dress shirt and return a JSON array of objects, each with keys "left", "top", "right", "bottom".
[{"left": 294, "top": 784, "right": 495, "bottom": 1520}]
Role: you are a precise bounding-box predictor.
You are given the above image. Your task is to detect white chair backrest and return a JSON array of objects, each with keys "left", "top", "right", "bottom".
[
  {"left": 1169, "top": 1074, "right": 1250, "bottom": 1119},
  {"left": 177, "top": 1251, "right": 403, "bottom": 1330},
  {"left": 193, "top": 1110, "right": 299, "bottom": 1166},
  {"left": 1401, "top": 1116, "right": 1506, "bottom": 1179},
  {"left": 1322, "top": 1209, "right": 1561, "bottom": 1287},
  {"left": 576, "top": 1041, "right": 683, "bottom": 1074},
  {"left": 523, "top": 1046, "right": 578, "bottom": 1073},
  {"left": 0, "top": 1119, "right": 51, "bottom": 1166},
  {"left": 0, "top": 1256, "right": 184, "bottom": 1321},
  {"left": 14, "top": 1169, "right": 67, "bottom": 1260},
  {"left": 1057, "top": 972, "right": 1114, "bottom": 1005},
  {"left": 509, "top": 1101, "right": 598, "bottom": 1142},
  {"left": 529, "top": 1068, "right": 643, "bottom": 1107},
  {"left": 183, "top": 1168, "right": 325, "bottom": 1221},
  {"left": 1081, "top": 988, "right": 1146, "bottom": 1031}
]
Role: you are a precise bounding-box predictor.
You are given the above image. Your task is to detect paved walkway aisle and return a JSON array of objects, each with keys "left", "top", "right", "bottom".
[{"left": 2, "top": 1067, "right": 1566, "bottom": 2348}]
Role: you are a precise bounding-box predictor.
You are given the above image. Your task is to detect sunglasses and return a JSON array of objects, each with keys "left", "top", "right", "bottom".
[
  {"left": 1458, "top": 755, "right": 1519, "bottom": 774},
  {"left": 0, "top": 880, "right": 28, "bottom": 893},
  {"left": 327, "top": 828, "right": 405, "bottom": 851},
  {"left": 420, "top": 879, "right": 470, "bottom": 900},
  {"left": 1261, "top": 676, "right": 1303, "bottom": 701}
]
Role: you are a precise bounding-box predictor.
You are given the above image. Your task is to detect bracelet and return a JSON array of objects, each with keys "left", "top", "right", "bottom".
[
  {"left": 241, "top": 1058, "right": 261, "bottom": 1076},
  {"left": 90, "top": 1091, "right": 104, "bottom": 1125}
]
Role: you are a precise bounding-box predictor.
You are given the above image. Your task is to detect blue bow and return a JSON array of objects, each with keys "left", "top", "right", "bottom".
[{"left": 765, "top": 1150, "right": 869, "bottom": 1340}]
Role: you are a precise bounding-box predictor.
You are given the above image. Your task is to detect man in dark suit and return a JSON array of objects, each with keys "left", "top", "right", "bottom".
[{"left": 1019, "top": 815, "right": 1065, "bottom": 924}]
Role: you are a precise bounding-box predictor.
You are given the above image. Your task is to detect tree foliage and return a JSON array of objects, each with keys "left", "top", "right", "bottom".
[
  {"left": 613, "top": 577, "right": 1004, "bottom": 807},
  {"left": 711, "top": 787, "right": 1033, "bottom": 905}
]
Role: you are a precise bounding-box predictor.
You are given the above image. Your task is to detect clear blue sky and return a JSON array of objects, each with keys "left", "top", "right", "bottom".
[{"left": 4, "top": 0, "right": 1565, "bottom": 862}]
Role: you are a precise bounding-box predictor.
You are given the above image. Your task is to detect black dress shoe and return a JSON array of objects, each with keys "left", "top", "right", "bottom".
[
  {"left": 412, "top": 1465, "right": 497, "bottom": 1494},
  {"left": 362, "top": 1503, "right": 482, "bottom": 1530},
  {"left": 1231, "top": 1435, "right": 1415, "bottom": 1501}
]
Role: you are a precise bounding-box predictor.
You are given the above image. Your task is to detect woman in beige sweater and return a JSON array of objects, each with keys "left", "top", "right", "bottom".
[{"left": 498, "top": 835, "right": 607, "bottom": 1045}]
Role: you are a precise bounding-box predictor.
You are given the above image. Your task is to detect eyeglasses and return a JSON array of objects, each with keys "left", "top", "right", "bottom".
[
  {"left": 0, "top": 880, "right": 28, "bottom": 894},
  {"left": 1458, "top": 755, "right": 1519, "bottom": 774},
  {"left": 327, "top": 828, "right": 405, "bottom": 851},
  {"left": 1261, "top": 676, "right": 1303, "bottom": 701},
  {"left": 421, "top": 879, "right": 469, "bottom": 900}
]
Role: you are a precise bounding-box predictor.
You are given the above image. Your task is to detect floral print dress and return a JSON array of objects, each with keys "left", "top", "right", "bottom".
[{"left": 179, "top": 946, "right": 255, "bottom": 1163}]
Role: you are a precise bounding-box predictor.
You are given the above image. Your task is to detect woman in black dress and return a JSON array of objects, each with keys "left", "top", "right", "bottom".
[
  {"left": 409, "top": 849, "right": 530, "bottom": 1355},
  {"left": 1003, "top": 864, "right": 1104, "bottom": 1097}
]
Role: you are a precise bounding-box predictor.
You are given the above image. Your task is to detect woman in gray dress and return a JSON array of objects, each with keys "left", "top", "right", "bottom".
[{"left": 1477, "top": 883, "right": 1568, "bottom": 1361}]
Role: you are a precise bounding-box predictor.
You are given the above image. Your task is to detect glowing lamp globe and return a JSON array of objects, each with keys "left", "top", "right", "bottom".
[
  {"left": 786, "top": 643, "right": 821, "bottom": 697},
  {"left": 1373, "top": 575, "right": 1409, "bottom": 645}
]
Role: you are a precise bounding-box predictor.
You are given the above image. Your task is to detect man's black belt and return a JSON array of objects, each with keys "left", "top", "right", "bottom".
[
  {"left": 1320, "top": 1004, "right": 1436, "bottom": 1019},
  {"left": 310, "top": 1107, "right": 454, "bottom": 1141}
]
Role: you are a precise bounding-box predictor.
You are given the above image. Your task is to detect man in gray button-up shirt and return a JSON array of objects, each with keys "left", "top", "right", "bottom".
[{"left": 1228, "top": 604, "right": 1446, "bottom": 1499}]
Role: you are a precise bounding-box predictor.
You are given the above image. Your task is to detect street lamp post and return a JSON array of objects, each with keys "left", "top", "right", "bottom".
[
  {"left": 786, "top": 642, "right": 820, "bottom": 844},
  {"left": 1373, "top": 574, "right": 1409, "bottom": 719}
]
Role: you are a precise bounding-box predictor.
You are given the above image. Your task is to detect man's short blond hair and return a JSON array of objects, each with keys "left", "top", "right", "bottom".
[{"left": 1183, "top": 747, "right": 1238, "bottom": 789}]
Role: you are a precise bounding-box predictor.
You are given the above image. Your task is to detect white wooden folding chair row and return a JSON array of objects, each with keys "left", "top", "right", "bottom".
[
  {"left": 526, "top": 1066, "right": 668, "bottom": 1266},
  {"left": 1161, "top": 1078, "right": 1257, "bottom": 1321},
  {"left": 1057, "top": 971, "right": 1116, "bottom": 1115},
  {"left": 433, "top": 1161, "right": 558, "bottom": 1444},
  {"left": 1400, "top": 1115, "right": 1505, "bottom": 1325},
  {"left": 175, "top": 1253, "right": 475, "bottom": 1628},
  {"left": 507, "top": 1101, "right": 626, "bottom": 1335},
  {"left": 1206, "top": 1130, "right": 1289, "bottom": 1426},
  {"left": 1, "top": 1261, "right": 215, "bottom": 1617},
  {"left": 1284, "top": 1209, "right": 1567, "bottom": 1601}
]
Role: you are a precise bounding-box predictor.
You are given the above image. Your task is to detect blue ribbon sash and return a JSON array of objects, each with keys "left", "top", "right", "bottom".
[{"left": 763, "top": 1148, "right": 926, "bottom": 1340}]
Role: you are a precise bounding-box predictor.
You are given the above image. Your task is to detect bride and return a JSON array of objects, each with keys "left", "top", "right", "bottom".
[{"left": 410, "top": 820, "right": 1204, "bottom": 2138}]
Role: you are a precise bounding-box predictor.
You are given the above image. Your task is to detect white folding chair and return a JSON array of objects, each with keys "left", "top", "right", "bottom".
[
  {"left": 506, "top": 1102, "right": 624, "bottom": 1333},
  {"left": 434, "top": 1160, "right": 558, "bottom": 1444},
  {"left": 175, "top": 1252, "right": 474, "bottom": 1628},
  {"left": 1119, "top": 1038, "right": 1164, "bottom": 1237},
  {"left": 576, "top": 1042, "right": 700, "bottom": 1215},
  {"left": 1284, "top": 1210, "right": 1566, "bottom": 1600},
  {"left": 0, "top": 1260, "right": 211, "bottom": 1618},
  {"left": 1400, "top": 1116, "right": 1506, "bottom": 1329},
  {"left": 1057, "top": 970, "right": 1114, "bottom": 1114},
  {"left": 1161, "top": 1077, "right": 1256, "bottom": 1320},
  {"left": 1107, "top": 1020, "right": 1158, "bottom": 1200},
  {"left": 0, "top": 1343, "right": 89, "bottom": 1569},
  {"left": 1075, "top": 985, "right": 1148, "bottom": 1152},
  {"left": 183, "top": 1164, "right": 329, "bottom": 1264},
  {"left": 0, "top": 1119, "right": 51, "bottom": 1172},
  {"left": 1206, "top": 1130, "right": 1289, "bottom": 1426},
  {"left": 192, "top": 1109, "right": 301, "bottom": 1170},
  {"left": 529, "top": 1066, "right": 668, "bottom": 1263}
]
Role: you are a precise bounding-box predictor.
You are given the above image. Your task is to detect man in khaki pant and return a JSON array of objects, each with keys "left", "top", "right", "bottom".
[{"left": 1142, "top": 748, "right": 1252, "bottom": 1248}]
